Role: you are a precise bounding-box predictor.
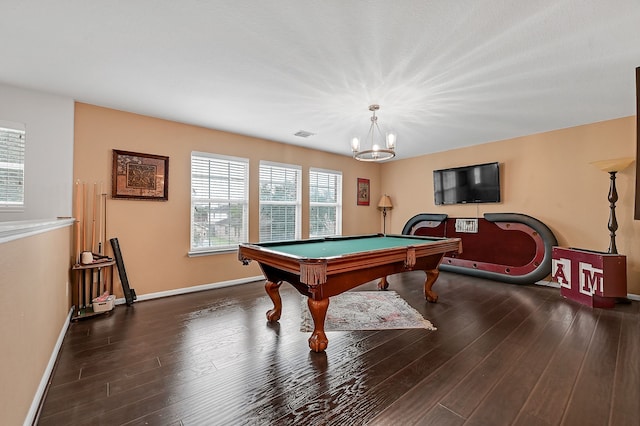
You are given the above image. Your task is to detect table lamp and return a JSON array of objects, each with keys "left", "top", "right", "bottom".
[
  {"left": 377, "top": 194, "right": 393, "bottom": 234},
  {"left": 590, "top": 157, "right": 635, "bottom": 254}
]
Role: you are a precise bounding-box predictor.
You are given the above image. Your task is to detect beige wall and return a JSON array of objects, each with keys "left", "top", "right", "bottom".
[
  {"left": 0, "top": 226, "right": 73, "bottom": 425},
  {"left": 381, "top": 117, "right": 639, "bottom": 294},
  {"left": 74, "top": 103, "right": 382, "bottom": 298},
  {"left": 75, "top": 104, "right": 639, "bottom": 296}
]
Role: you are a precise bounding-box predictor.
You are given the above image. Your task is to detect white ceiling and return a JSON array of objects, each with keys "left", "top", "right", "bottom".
[{"left": 2, "top": 1, "right": 640, "bottom": 160}]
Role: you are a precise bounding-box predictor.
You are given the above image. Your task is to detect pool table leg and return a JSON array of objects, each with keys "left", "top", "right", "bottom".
[
  {"left": 307, "top": 297, "right": 329, "bottom": 352},
  {"left": 424, "top": 268, "right": 440, "bottom": 302},
  {"left": 265, "top": 280, "right": 282, "bottom": 321},
  {"left": 377, "top": 276, "right": 389, "bottom": 290}
]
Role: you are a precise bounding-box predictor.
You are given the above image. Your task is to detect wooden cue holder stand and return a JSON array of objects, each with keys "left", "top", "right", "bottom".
[
  {"left": 71, "top": 257, "right": 116, "bottom": 320},
  {"left": 73, "top": 180, "right": 113, "bottom": 320}
]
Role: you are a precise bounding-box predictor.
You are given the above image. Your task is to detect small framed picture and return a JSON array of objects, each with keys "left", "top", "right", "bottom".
[
  {"left": 112, "top": 150, "right": 169, "bottom": 200},
  {"left": 357, "top": 178, "right": 370, "bottom": 206}
]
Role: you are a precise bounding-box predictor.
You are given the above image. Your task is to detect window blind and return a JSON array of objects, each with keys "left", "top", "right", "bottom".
[
  {"left": 309, "top": 168, "right": 342, "bottom": 237},
  {"left": 259, "top": 162, "right": 301, "bottom": 242},
  {"left": 0, "top": 123, "right": 26, "bottom": 208},
  {"left": 191, "top": 152, "right": 249, "bottom": 252}
]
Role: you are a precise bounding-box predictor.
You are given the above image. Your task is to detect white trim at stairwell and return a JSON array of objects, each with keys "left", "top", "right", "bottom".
[
  {"left": 0, "top": 218, "right": 75, "bottom": 244},
  {"left": 24, "top": 307, "right": 73, "bottom": 426}
]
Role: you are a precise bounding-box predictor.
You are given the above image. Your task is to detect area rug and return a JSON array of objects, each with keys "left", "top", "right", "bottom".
[{"left": 300, "top": 291, "right": 436, "bottom": 332}]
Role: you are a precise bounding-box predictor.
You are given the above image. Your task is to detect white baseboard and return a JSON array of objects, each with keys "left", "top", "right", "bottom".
[
  {"left": 114, "top": 276, "right": 264, "bottom": 305},
  {"left": 116, "top": 277, "right": 639, "bottom": 304},
  {"left": 25, "top": 307, "right": 73, "bottom": 426},
  {"left": 535, "top": 279, "right": 561, "bottom": 288},
  {"left": 535, "top": 280, "right": 639, "bottom": 301}
]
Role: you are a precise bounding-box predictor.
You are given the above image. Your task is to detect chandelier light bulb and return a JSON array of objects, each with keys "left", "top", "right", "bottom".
[
  {"left": 350, "top": 136, "right": 360, "bottom": 152},
  {"left": 386, "top": 132, "right": 397, "bottom": 149}
]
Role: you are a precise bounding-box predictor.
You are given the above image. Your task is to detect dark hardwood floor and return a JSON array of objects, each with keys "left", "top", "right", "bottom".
[{"left": 37, "top": 271, "right": 640, "bottom": 425}]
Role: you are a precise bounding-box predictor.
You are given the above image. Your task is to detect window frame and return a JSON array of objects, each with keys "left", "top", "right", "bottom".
[
  {"left": 259, "top": 160, "right": 302, "bottom": 242},
  {"left": 309, "top": 167, "right": 343, "bottom": 238},
  {"left": 0, "top": 120, "right": 26, "bottom": 212},
  {"left": 189, "top": 151, "right": 249, "bottom": 255}
]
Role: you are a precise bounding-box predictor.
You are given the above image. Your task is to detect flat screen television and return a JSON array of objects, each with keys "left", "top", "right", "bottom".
[{"left": 433, "top": 162, "right": 501, "bottom": 205}]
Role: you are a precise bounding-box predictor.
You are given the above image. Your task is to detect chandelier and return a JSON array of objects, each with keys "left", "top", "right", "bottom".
[{"left": 350, "top": 104, "right": 397, "bottom": 161}]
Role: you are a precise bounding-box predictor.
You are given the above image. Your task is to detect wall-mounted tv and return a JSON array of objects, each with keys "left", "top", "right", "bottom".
[{"left": 434, "top": 162, "right": 501, "bottom": 205}]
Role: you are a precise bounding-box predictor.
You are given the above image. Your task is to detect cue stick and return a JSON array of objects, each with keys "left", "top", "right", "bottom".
[
  {"left": 96, "top": 183, "right": 103, "bottom": 293},
  {"left": 93, "top": 182, "right": 102, "bottom": 297},
  {"left": 87, "top": 183, "right": 93, "bottom": 305},
  {"left": 87, "top": 183, "right": 96, "bottom": 307},
  {"left": 80, "top": 181, "right": 86, "bottom": 261},
  {"left": 81, "top": 182, "right": 86, "bottom": 252},
  {"left": 103, "top": 195, "right": 106, "bottom": 251},
  {"left": 89, "top": 269, "right": 93, "bottom": 307},
  {"left": 80, "top": 269, "right": 85, "bottom": 313},
  {"left": 91, "top": 182, "right": 97, "bottom": 253},
  {"left": 75, "top": 180, "right": 81, "bottom": 264},
  {"left": 98, "top": 182, "right": 103, "bottom": 255}
]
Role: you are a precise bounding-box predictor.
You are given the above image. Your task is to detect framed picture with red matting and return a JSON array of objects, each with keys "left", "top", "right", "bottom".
[{"left": 357, "top": 178, "right": 370, "bottom": 206}]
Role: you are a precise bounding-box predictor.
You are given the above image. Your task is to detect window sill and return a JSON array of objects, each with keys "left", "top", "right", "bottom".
[
  {"left": 188, "top": 248, "right": 238, "bottom": 257},
  {"left": 0, "top": 218, "right": 75, "bottom": 244}
]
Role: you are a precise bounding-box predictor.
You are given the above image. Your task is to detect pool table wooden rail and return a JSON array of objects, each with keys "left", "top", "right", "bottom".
[{"left": 238, "top": 235, "right": 462, "bottom": 288}]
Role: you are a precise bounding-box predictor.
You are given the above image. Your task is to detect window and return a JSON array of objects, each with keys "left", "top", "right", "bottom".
[
  {"left": 309, "top": 168, "right": 342, "bottom": 237},
  {"left": 259, "top": 161, "right": 301, "bottom": 242},
  {"left": 191, "top": 152, "right": 249, "bottom": 253},
  {"left": 0, "top": 121, "right": 26, "bottom": 211}
]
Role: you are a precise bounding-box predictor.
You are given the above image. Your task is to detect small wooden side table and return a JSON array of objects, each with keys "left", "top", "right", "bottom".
[{"left": 71, "top": 260, "right": 116, "bottom": 320}]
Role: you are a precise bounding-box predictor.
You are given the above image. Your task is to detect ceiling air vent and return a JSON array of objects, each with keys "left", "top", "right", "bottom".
[{"left": 294, "top": 130, "right": 315, "bottom": 138}]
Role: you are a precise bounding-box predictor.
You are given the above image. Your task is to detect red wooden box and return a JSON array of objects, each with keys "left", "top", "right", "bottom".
[{"left": 551, "top": 247, "right": 627, "bottom": 308}]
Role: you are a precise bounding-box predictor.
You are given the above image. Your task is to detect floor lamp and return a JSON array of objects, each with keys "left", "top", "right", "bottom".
[
  {"left": 377, "top": 194, "right": 393, "bottom": 234},
  {"left": 590, "top": 157, "right": 635, "bottom": 254}
]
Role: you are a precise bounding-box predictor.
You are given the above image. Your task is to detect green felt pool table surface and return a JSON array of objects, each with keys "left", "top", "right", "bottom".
[{"left": 253, "top": 234, "right": 450, "bottom": 258}]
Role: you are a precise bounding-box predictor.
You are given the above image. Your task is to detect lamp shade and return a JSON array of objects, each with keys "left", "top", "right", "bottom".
[
  {"left": 590, "top": 157, "right": 635, "bottom": 173},
  {"left": 377, "top": 195, "right": 393, "bottom": 209}
]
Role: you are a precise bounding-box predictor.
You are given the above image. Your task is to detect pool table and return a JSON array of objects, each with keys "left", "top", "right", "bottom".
[{"left": 238, "top": 234, "right": 462, "bottom": 352}]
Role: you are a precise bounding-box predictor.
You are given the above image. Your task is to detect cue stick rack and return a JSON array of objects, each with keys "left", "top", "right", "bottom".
[{"left": 73, "top": 180, "right": 115, "bottom": 319}]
